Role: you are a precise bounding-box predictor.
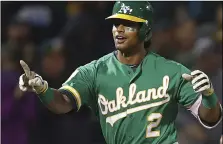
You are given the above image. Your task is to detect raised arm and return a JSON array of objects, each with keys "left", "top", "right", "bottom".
[
  {"left": 19, "top": 60, "right": 96, "bottom": 114},
  {"left": 19, "top": 60, "right": 74, "bottom": 114}
]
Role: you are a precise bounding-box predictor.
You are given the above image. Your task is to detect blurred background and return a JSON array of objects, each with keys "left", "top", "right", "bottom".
[{"left": 1, "top": 1, "right": 222, "bottom": 144}]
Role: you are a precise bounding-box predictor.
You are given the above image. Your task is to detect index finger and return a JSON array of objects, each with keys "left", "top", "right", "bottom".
[{"left": 20, "top": 60, "right": 31, "bottom": 78}]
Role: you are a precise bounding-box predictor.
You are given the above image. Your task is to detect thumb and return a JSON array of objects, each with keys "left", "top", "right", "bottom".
[{"left": 182, "top": 73, "right": 193, "bottom": 81}]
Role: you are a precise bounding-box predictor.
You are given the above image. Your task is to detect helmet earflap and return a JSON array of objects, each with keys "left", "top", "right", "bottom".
[
  {"left": 144, "top": 29, "right": 152, "bottom": 42},
  {"left": 138, "top": 21, "right": 152, "bottom": 42}
]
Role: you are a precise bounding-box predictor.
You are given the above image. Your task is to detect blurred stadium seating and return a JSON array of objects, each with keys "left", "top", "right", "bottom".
[{"left": 1, "top": 1, "right": 222, "bottom": 144}]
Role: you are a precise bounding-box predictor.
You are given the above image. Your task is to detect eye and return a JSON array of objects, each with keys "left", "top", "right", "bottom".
[
  {"left": 112, "top": 20, "right": 122, "bottom": 28},
  {"left": 112, "top": 19, "right": 139, "bottom": 27},
  {"left": 113, "top": 23, "right": 121, "bottom": 28},
  {"left": 123, "top": 22, "right": 138, "bottom": 28}
]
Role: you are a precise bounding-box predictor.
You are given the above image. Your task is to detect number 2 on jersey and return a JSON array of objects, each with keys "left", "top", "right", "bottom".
[{"left": 146, "top": 113, "right": 162, "bottom": 138}]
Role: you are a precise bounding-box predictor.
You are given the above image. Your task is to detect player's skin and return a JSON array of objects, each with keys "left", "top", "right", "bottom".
[
  {"left": 220, "top": 135, "right": 223, "bottom": 144},
  {"left": 112, "top": 19, "right": 147, "bottom": 65},
  {"left": 20, "top": 19, "right": 221, "bottom": 124}
]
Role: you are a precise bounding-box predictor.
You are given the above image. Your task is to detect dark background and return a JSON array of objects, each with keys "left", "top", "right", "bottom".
[{"left": 1, "top": 1, "right": 222, "bottom": 144}]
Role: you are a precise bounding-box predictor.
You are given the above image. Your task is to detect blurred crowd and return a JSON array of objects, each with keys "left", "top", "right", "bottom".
[{"left": 1, "top": 1, "right": 222, "bottom": 144}]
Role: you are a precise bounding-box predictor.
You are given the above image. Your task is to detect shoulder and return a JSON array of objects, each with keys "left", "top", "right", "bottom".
[
  {"left": 151, "top": 52, "right": 191, "bottom": 74},
  {"left": 95, "top": 52, "right": 114, "bottom": 66},
  {"left": 65, "top": 53, "right": 114, "bottom": 83},
  {"left": 78, "top": 52, "right": 114, "bottom": 72}
]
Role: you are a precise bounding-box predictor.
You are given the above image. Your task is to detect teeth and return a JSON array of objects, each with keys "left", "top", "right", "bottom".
[{"left": 117, "top": 36, "right": 124, "bottom": 39}]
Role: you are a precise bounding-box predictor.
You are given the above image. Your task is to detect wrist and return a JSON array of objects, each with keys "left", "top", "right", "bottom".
[
  {"left": 35, "top": 81, "right": 48, "bottom": 94},
  {"left": 38, "top": 87, "right": 54, "bottom": 105},
  {"left": 202, "top": 93, "right": 218, "bottom": 109},
  {"left": 203, "top": 88, "right": 214, "bottom": 96}
]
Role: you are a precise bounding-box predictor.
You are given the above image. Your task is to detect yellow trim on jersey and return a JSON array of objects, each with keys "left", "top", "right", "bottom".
[
  {"left": 60, "top": 85, "right": 82, "bottom": 110},
  {"left": 106, "top": 14, "right": 147, "bottom": 23}
]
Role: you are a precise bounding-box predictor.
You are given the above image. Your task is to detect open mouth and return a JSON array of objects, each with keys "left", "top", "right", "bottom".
[{"left": 115, "top": 35, "right": 127, "bottom": 44}]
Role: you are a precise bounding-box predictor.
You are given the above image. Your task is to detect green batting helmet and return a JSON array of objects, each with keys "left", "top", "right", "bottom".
[{"left": 106, "top": 1, "right": 153, "bottom": 41}]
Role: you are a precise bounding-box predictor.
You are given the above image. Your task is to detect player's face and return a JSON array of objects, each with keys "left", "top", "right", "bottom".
[{"left": 112, "top": 19, "right": 141, "bottom": 52}]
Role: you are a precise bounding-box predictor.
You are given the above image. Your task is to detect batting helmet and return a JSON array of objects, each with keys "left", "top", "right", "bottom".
[{"left": 106, "top": 1, "right": 153, "bottom": 42}]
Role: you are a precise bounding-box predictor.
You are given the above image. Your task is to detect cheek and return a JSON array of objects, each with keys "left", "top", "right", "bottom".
[
  {"left": 112, "top": 26, "right": 116, "bottom": 37},
  {"left": 125, "top": 27, "right": 138, "bottom": 32},
  {"left": 126, "top": 31, "right": 139, "bottom": 42},
  {"left": 112, "top": 25, "right": 138, "bottom": 33},
  {"left": 112, "top": 25, "right": 117, "bottom": 31}
]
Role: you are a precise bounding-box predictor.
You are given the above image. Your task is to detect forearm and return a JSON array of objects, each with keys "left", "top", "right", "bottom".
[
  {"left": 38, "top": 88, "right": 73, "bottom": 114},
  {"left": 198, "top": 94, "right": 222, "bottom": 124},
  {"left": 199, "top": 102, "right": 221, "bottom": 123}
]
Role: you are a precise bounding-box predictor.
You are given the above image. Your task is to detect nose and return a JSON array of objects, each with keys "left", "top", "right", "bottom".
[{"left": 115, "top": 24, "right": 125, "bottom": 32}]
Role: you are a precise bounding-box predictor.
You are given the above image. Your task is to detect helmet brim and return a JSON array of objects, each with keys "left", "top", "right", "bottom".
[{"left": 105, "top": 14, "right": 147, "bottom": 23}]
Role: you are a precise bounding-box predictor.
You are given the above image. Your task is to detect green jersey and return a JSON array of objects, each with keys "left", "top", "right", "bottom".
[{"left": 59, "top": 52, "right": 200, "bottom": 144}]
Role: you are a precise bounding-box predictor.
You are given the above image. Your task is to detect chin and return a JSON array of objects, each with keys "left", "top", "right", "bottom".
[
  {"left": 115, "top": 43, "right": 129, "bottom": 51},
  {"left": 116, "top": 46, "right": 128, "bottom": 53}
]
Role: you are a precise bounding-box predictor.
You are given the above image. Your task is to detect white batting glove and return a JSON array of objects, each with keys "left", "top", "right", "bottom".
[
  {"left": 182, "top": 70, "right": 214, "bottom": 96},
  {"left": 19, "top": 60, "right": 48, "bottom": 94}
]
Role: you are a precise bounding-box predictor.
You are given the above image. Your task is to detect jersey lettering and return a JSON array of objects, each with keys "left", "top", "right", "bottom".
[
  {"left": 98, "top": 76, "right": 170, "bottom": 126},
  {"left": 146, "top": 113, "right": 162, "bottom": 138}
]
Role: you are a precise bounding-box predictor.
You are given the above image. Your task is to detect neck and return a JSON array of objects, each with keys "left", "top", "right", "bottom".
[{"left": 117, "top": 46, "right": 147, "bottom": 65}]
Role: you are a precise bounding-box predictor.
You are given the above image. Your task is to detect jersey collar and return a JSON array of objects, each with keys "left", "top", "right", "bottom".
[{"left": 112, "top": 50, "right": 152, "bottom": 67}]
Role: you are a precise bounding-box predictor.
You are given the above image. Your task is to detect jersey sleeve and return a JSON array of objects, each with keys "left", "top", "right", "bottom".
[
  {"left": 58, "top": 61, "right": 96, "bottom": 111},
  {"left": 189, "top": 95, "right": 223, "bottom": 129},
  {"left": 176, "top": 65, "right": 200, "bottom": 108}
]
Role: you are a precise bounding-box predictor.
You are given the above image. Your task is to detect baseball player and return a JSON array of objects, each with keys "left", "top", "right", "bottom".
[{"left": 19, "top": 1, "right": 222, "bottom": 144}]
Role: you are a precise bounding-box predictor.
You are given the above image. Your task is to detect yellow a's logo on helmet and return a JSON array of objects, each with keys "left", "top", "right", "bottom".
[{"left": 118, "top": 3, "right": 133, "bottom": 14}]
